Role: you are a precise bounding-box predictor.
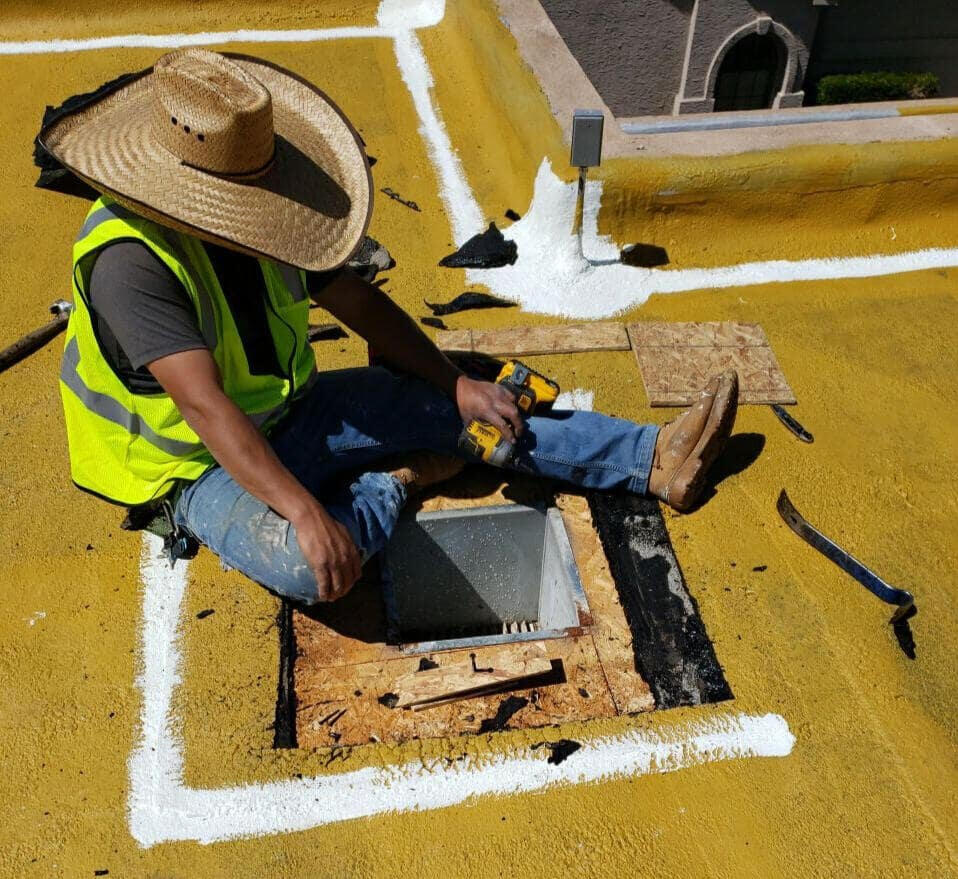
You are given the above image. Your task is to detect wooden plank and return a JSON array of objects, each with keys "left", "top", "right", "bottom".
[
  {"left": 626, "top": 320, "right": 797, "bottom": 406},
  {"left": 391, "top": 655, "right": 554, "bottom": 709},
  {"left": 293, "top": 636, "right": 617, "bottom": 748},
  {"left": 436, "top": 321, "right": 630, "bottom": 356},
  {"left": 556, "top": 495, "right": 655, "bottom": 714}
]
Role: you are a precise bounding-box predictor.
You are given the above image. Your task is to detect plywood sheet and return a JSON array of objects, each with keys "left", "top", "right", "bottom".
[
  {"left": 295, "top": 636, "right": 617, "bottom": 748},
  {"left": 557, "top": 494, "right": 656, "bottom": 714},
  {"left": 626, "top": 321, "right": 796, "bottom": 406},
  {"left": 437, "top": 321, "right": 630, "bottom": 356},
  {"left": 392, "top": 651, "right": 553, "bottom": 708}
]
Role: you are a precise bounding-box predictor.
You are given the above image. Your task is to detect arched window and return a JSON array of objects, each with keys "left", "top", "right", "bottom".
[{"left": 713, "top": 32, "right": 785, "bottom": 111}]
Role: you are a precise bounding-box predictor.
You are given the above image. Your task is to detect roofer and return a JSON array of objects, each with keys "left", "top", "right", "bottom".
[{"left": 39, "top": 49, "right": 739, "bottom": 605}]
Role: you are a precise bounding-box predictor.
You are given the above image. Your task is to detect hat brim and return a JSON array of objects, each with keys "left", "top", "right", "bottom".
[{"left": 39, "top": 53, "right": 372, "bottom": 271}]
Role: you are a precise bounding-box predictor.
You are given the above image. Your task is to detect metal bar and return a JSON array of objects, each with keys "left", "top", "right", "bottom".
[
  {"left": 771, "top": 404, "right": 814, "bottom": 443},
  {"left": 776, "top": 490, "right": 915, "bottom": 624},
  {"left": 0, "top": 310, "right": 69, "bottom": 375}
]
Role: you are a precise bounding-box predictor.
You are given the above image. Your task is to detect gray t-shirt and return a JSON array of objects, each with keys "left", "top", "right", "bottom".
[
  {"left": 89, "top": 241, "right": 207, "bottom": 393},
  {"left": 87, "top": 241, "right": 338, "bottom": 393}
]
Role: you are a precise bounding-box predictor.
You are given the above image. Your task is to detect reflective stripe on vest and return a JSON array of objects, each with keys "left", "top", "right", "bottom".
[
  {"left": 60, "top": 337, "right": 205, "bottom": 456},
  {"left": 61, "top": 196, "right": 316, "bottom": 506},
  {"left": 61, "top": 335, "right": 298, "bottom": 442}
]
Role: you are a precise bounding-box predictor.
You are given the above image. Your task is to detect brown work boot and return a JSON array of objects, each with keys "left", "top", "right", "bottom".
[
  {"left": 648, "top": 369, "right": 739, "bottom": 512},
  {"left": 388, "top": 452, "right": 465, "bottom": 493}
]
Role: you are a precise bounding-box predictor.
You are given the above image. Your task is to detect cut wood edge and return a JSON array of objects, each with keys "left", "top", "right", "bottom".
[
  {"left": 649, "top": 391, "right": 798, "bottom": 407},
  {"left": 437, "top": 321, "right": 630, "bottom": 356},
  {"left": 391, "top": 656, "right": 554, "bottom": 709}
]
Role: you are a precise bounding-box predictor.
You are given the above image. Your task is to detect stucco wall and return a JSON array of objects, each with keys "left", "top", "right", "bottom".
[
  {"left": 538, "top": 0, "right": 693, "bottom": 118},
  {"left": 807, "top": 0, "right": 958, "bottom": 98},
  {"left": 676, "top": 0, "right": 819, "bottom": 112}
]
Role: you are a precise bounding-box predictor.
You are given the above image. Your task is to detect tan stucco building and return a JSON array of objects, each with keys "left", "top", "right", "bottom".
[{"left": 539, "top": 0, "right": 957, "bottom": 116}]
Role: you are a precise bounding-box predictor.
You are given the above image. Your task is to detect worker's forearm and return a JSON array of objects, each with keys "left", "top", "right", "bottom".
[
  {"left": 181, "top": 396, "right": 317, "bottom": 524},
  {"left": 314, "top": 272, "right": 462, "bottom": 398},
  {"left": 364, "top": 297, "right": 462, "bottom": 397}
]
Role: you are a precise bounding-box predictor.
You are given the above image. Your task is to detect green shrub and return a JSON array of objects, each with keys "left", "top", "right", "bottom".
[{"left": 817, "top": 71, "right": 939, "bottom": 105}]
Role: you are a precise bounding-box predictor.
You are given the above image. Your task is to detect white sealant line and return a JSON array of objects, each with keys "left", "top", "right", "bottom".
[
  {"left": 390, "top": 28, "right": 484, "bottom": 245},
  {"left": 467, "top": 159, "right": 958, "bottom": 318},
  {"left": 0, "top": 0, "right": 446, "bottom": 55},
  {"left": 129, "top": 530, "right": 794, "bottom": 846},
  {"left": 0, "top": 27, "right": 393, "bottom": 55}
]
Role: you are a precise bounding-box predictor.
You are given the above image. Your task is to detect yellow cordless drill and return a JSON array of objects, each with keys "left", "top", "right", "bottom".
[{"left": 458, "top": 360, "right": 560, "bottom": 467}]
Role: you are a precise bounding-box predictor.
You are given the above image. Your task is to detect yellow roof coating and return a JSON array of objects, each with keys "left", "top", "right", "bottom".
[{"left": 1, "top": 0, "right": 956, "bottom": 874}]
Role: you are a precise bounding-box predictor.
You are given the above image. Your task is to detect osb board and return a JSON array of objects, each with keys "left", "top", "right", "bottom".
[
  {"left": 295, "top": 637, "right": 617, "bottom": 748},
  {"left": 556, "top": 495, "right": 656, "bottom": 714},
  {"left": 626, "top": 321, "right": 797, "bottom": 406},
  {"left": 436, "top": 321, "right": 630, "bottom": 355},
  {"left": 391, "top": 647, "right": 553, "bottom": 708},
  {"left": 292, "top": 472, "right": 654, "bottom": 749}
]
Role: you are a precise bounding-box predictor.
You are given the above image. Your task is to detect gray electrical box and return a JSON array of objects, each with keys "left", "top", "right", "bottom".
[{"left": 570, "top": 109, "right": 604, "bottom": 167}]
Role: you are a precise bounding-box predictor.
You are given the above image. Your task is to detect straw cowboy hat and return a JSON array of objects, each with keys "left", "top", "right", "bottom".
[{"left": 39, "top": 48, "right": 372, "bottom": 271}]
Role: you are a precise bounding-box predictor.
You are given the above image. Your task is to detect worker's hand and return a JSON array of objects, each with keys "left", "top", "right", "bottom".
[
  {"left": 291, "top": 501, "right": 363, "bottom": 602},
  {"left": 455, "top": 374, "right": 524, "bottom": 442}
]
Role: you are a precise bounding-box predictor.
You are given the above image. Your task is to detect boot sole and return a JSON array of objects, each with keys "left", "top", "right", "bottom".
[{"left": 664, "top": 371, "right": 739, "bottom": 512}]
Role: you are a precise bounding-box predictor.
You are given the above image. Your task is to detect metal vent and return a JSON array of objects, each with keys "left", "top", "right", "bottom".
[{"left": 383, "top": 504, "right": 591, "bottom": 654}]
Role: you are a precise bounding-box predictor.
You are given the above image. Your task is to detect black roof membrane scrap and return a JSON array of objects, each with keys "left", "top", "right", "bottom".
[
  {"left": 423, "top": 291, "right": 516, "bottom": 316},
  {"left": 620, "top": 242, "right": 669, "bottom": 268},
  {"left": 477, "top": 695, "right": 529, "bottom": 733},
  {"left": 307, "top": 323, "right": 348, "bottom": 343},
  {"left": 381, "top": 187, "right": 421, "bottom": 212},
  {"left": 532, "top": 738, "right": 581, "bottom": 765},
  {"left": 438, "top": 223, "right": 518, "bottom": 269},
  {"left": 347, "top": 235, "right": 395, "bottom": 283}
]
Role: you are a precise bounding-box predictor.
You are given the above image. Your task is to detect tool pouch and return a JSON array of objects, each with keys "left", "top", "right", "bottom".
[{"left": 120, "top": 482, "right": 200, "bottom": 566}]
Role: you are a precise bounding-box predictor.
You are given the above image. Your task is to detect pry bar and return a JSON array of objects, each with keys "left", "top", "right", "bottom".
[
  {"left": 777, "top": 490, "right": 915, "bottom": 624},
  {"left": 771, "top": 404, "right": 813, "bottom": 443}
]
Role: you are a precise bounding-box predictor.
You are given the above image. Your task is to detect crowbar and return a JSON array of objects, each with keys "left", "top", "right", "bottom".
[
  {"left": 777, "top": 490, "right": 915, "bottom": 625},
  {"left": 0, "top": 299, "right": 73, "bottom": 376}
]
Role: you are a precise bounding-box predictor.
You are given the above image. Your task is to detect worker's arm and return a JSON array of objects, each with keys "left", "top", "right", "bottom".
[
  {"left": 312, "top": 269, "right": 523, "bottom": 440},
  {"left": 148, "top": 348, "right": 361, "bottom": 601}
]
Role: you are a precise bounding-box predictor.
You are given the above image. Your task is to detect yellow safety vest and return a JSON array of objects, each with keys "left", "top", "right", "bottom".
[{"left": 60, "top": 196, "right": 317, "bottom": 506}]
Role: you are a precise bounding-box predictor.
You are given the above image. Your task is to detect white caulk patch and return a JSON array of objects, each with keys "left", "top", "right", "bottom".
[
  {"left": 377, "top": 0, "right": 445, "bottom": 30},
  {"left": 25, "top": 611, "right": 46, "bottom": 627},
  {"left": 554, "top": 388, "right": 595, "bottom": 412},
  {"left": 464, "top": 159, "right": 958, "bottom": 319}
]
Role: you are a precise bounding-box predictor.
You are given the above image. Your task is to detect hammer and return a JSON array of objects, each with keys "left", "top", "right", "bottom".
[{"left": 0, "top": 300, "right": 74, "bottom": 376}]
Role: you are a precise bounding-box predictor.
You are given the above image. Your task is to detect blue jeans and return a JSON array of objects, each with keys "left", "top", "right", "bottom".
[{"left": 174, "top": 366, "right": 659, "bottom": 604}]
